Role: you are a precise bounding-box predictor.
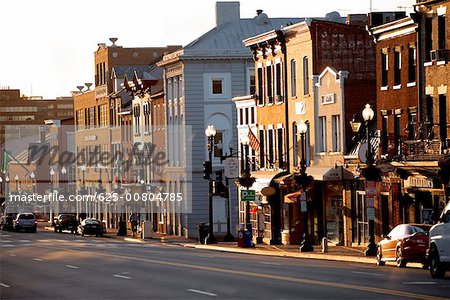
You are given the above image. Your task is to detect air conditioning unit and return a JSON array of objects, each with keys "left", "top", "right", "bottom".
[{"left": 430, "top": 49, "right": 447, "bottom": 62}]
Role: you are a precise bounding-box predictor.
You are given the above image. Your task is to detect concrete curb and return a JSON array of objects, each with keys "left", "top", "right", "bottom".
[{"left": 183, "top": 244, "right": 376, "bottom": 265}]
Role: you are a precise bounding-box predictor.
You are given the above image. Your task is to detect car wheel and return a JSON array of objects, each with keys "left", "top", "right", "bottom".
[
  {"left": 429, "top": 248, "right": 446, "bottom": 278},
  {"left": 396, "top": 248, "right": 406, "bottom": 268},
  {"left": 422, "top": 261, "right": 429, "bottom": 270},
  {"left": 376, "top": 247, "right": 385, "bottom": 266}
]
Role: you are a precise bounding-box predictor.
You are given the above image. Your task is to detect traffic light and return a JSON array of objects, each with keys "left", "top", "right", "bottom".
[{"left": 202, "top": 161, "right": 212, "bottom": 180}]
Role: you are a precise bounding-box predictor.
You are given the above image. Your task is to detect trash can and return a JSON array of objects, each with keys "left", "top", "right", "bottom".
[
  {"left": 142, "top": 221, "right": 152, "bottom": 239},
  {"left": 117, "top": 221, "right": 127, "bottom": 236},
  {"left": 198, "top": 223, "right": 209, "bottom": 244},
  {"left": 243, "top": 227, "right": 253, "bottom": 248}
]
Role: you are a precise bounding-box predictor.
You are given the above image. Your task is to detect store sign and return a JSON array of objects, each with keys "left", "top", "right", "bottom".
[
  {"left": 367, "top": 208, "right": 375, "bottom": 220},
  {"left": 241, "top": 190, "right": 255, "bottom": 202},
  {"left": 405, "top": 176, "right": 433, "bottom": 188}
]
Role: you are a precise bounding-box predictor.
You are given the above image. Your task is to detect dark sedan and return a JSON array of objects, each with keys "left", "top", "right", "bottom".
[
  {"left": 377, "top": 223, "right": 431, "bottom": 268},
  {"left": 54, "top": 214, "right": 78, "bottom": 233},
  {"left": 77, "top": 218, "right": 104, "bottom": 237},
  {"left": 0, "top": 215, "right": 14, "bottom": 231}
]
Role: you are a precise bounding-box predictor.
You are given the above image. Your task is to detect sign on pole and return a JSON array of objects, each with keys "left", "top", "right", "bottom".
[
  {"left": 224, "top": 157, "right": 239, "bottom": 178},
  {"left": 241, "top": 190, "right": 255, "bottom": 202},
  {"left": 300, "top": 200, "right": 307, "bottom": 212}
]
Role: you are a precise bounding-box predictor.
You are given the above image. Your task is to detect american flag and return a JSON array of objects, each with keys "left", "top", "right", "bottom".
[{"left": 248, "top": 126, "right": 260, "bottom": 151}]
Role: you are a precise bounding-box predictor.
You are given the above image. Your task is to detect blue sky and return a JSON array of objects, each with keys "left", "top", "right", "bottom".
[{"left": 0, "top": 0, "right": 415, "bottom": 98}]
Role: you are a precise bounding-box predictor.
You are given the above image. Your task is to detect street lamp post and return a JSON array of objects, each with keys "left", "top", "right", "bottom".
[
  {"left": 241, "top": 136, "right": 251, "bottom": 227},
  {"left": 79, "top": 165, "right": 87, "bottom": 220},
  {"left": 362, "top": 104, "right": 378, "bottom": 257},
  {"left": 14, "top": 175, "right": 19, "bottom": 192},
  {"left": 204, "top": 125, "right": 217, "bottom": 244},
  {"left": 297, "top": 121, "right": 313, "bottom": 252},
  {"left": 50, "top": 168, "right": 55, "bottom": 222},
  {"left": 30, "top": 172, "right": 36, "bottom": 213}
]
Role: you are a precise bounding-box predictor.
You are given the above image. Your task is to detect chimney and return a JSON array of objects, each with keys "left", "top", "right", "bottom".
[{"left": 216, "top": 1, "right": 240, "bottom": 27}]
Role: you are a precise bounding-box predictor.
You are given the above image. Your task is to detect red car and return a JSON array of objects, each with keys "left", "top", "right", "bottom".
[{"left": 377, "top": 223, "right": 431, "bottom": 268}]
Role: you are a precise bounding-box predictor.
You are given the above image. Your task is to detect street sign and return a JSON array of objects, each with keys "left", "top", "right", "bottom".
[
  {"left": 367, "top": 197, "right": 374, "bottom": 208},
  {"left": 367, "top": 207, "right": 375, "bottom": 220},
  {"left": 300, "top": 201, "right": 307, "bottom": 212},
  {"left": 241, "top": 190, "right": 255, "bottom": 202},
  {"left": 224, "top": 157, "right": 239, "bottom": 178}
]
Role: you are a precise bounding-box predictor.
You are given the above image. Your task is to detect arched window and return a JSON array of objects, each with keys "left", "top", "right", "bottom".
[
  {"left": 292, "top": 122, "right": 298, "bottom": 167},
  {"left": 291, "top": 59, "right": 297, "bottom": 97},
  {"left": 303, "top": 56, "right": 309, "bottom": 95}
]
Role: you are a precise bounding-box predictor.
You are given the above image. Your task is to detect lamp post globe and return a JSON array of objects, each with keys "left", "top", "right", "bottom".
[
  {"left": 362, "top": 104, "right": 374, "bottom": 121},
  {"left": 298, "top": 120, "right": 307, "bottom": 134}
]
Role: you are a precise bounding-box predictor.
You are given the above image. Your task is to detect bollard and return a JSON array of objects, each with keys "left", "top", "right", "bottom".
[{"left": 322, "top": 237, "right": 328, "bottom": 253}]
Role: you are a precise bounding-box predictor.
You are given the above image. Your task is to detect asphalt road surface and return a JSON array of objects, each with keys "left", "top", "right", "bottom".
[{"left": 1, "top": 230, "right": 449, "bottom": 299}]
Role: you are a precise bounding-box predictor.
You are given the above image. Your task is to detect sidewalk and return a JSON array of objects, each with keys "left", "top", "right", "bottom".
[{"left": 184, "top": 242, "right": 376, "bottom": 264}]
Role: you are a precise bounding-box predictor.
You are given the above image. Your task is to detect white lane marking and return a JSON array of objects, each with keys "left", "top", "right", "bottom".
[
  {"left": 187, "top": 289, "right": 217, "bottom": 297},
  {"left": 33, "top": 258, "right": 43, "bottom": 261},
  {"left": 9, "top": 253, "right": 16, "bottom": 256},
  {"left": 1, "top": 240, "right": 12, "bottom": 243},
  {"left": 1, "top": 245, "right": 13, "bottom": 248},
  {"left": 352, "top": 271, "right": 382, "bottom": 276},
  {"left": 113, "top": 274, "right": 131, "bottom": 279},
  {"left": 19, "top": 240, "right": 30, "bottom": 243},
  {"left": 66, "top": 265, "right": 79, "bottom": 269},
  {"left": 402, "top": 281, "right": 436, "bottom": 285},
  {"left": 0, "top": 283, "right": 10, "bottom": 288},
  {"left": 1, "top": 235, "right": 10, "bottom": 237},
  {"left": 261, "top": 262, "right": 282, "bottom": 266}
]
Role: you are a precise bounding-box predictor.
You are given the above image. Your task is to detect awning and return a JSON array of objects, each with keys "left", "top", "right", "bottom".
[
  {"left": 305, "top": 166, "right": 343, "bottom": 181},
  {"left": 245, "top": 170, "right": 280, "bottom": 193}
]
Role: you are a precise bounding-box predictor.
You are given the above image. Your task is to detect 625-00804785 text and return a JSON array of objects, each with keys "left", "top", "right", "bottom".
[{"left": 7, "top": 192, "right": 184, "bottom": 203}]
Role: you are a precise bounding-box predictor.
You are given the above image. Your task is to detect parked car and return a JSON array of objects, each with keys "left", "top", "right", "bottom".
[
  {"left": 376, "top": 223, "right": 431, "bottom": 268},
  {"left": 54, "top": 214, "right": 78, "bottom": 233},
  {"left": 77, "top": 218, "right": 104, "bottom": 237},
  {"left": 0, "top": 215, "right": 14, "bottom": 231},
  {"left": 428, "top": 201, "right": 450, "bottom": 278},
  {"left": 13, "top": 213, "right": 37, "bottom": 233}
]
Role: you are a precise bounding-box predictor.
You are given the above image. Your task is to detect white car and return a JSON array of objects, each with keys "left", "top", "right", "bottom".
[
  {"left": 13, "top": 213, "right": 37, "bottom": 233},
  {"left": 428, "top": 201, "right": 450, "bottom": 278}
]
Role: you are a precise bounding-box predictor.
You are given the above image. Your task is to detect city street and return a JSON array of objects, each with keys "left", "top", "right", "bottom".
[{"left": 1, "top": 230, "right": 449, "bottom": 299}]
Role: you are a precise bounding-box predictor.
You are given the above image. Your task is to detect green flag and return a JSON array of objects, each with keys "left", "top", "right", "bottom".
[{"left": 2, "top": 150, "right": 10, "bottom": 173}]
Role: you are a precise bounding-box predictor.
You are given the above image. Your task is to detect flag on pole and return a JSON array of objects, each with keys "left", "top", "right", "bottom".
[
  {"left": 248, "top": 126, "right": 260, "bottom": 151},
  {"left": 2, "top": 150, "right": 10, "bottom": 173}
]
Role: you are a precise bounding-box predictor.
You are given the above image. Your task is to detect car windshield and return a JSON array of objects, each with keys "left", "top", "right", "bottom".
[
  {"left": 19, "top": 214, "right": 35, "bottom": 220},
  {"left": 61, "top": 215, "right": 75, "bottom": 220},
  {"left": 408, "top": 225, "right": 430, "bottom": 234},
  {"left": 83, "top": 219, "right": 100, "bottom": 225}
]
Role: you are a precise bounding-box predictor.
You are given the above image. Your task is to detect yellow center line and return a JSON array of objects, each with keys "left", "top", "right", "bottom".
[{"left": 50, "top": 246, "right": 445, "bottom": 300}]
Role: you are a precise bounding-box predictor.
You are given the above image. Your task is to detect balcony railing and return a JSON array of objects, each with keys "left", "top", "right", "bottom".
[{"left": 402, "top": 139, "right": 448, "bottom": 161}]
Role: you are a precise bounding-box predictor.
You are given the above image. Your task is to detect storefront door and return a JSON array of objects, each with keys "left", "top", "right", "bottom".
[{"left": 356, "top": 191, "right": 368, "bottom": 244}]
